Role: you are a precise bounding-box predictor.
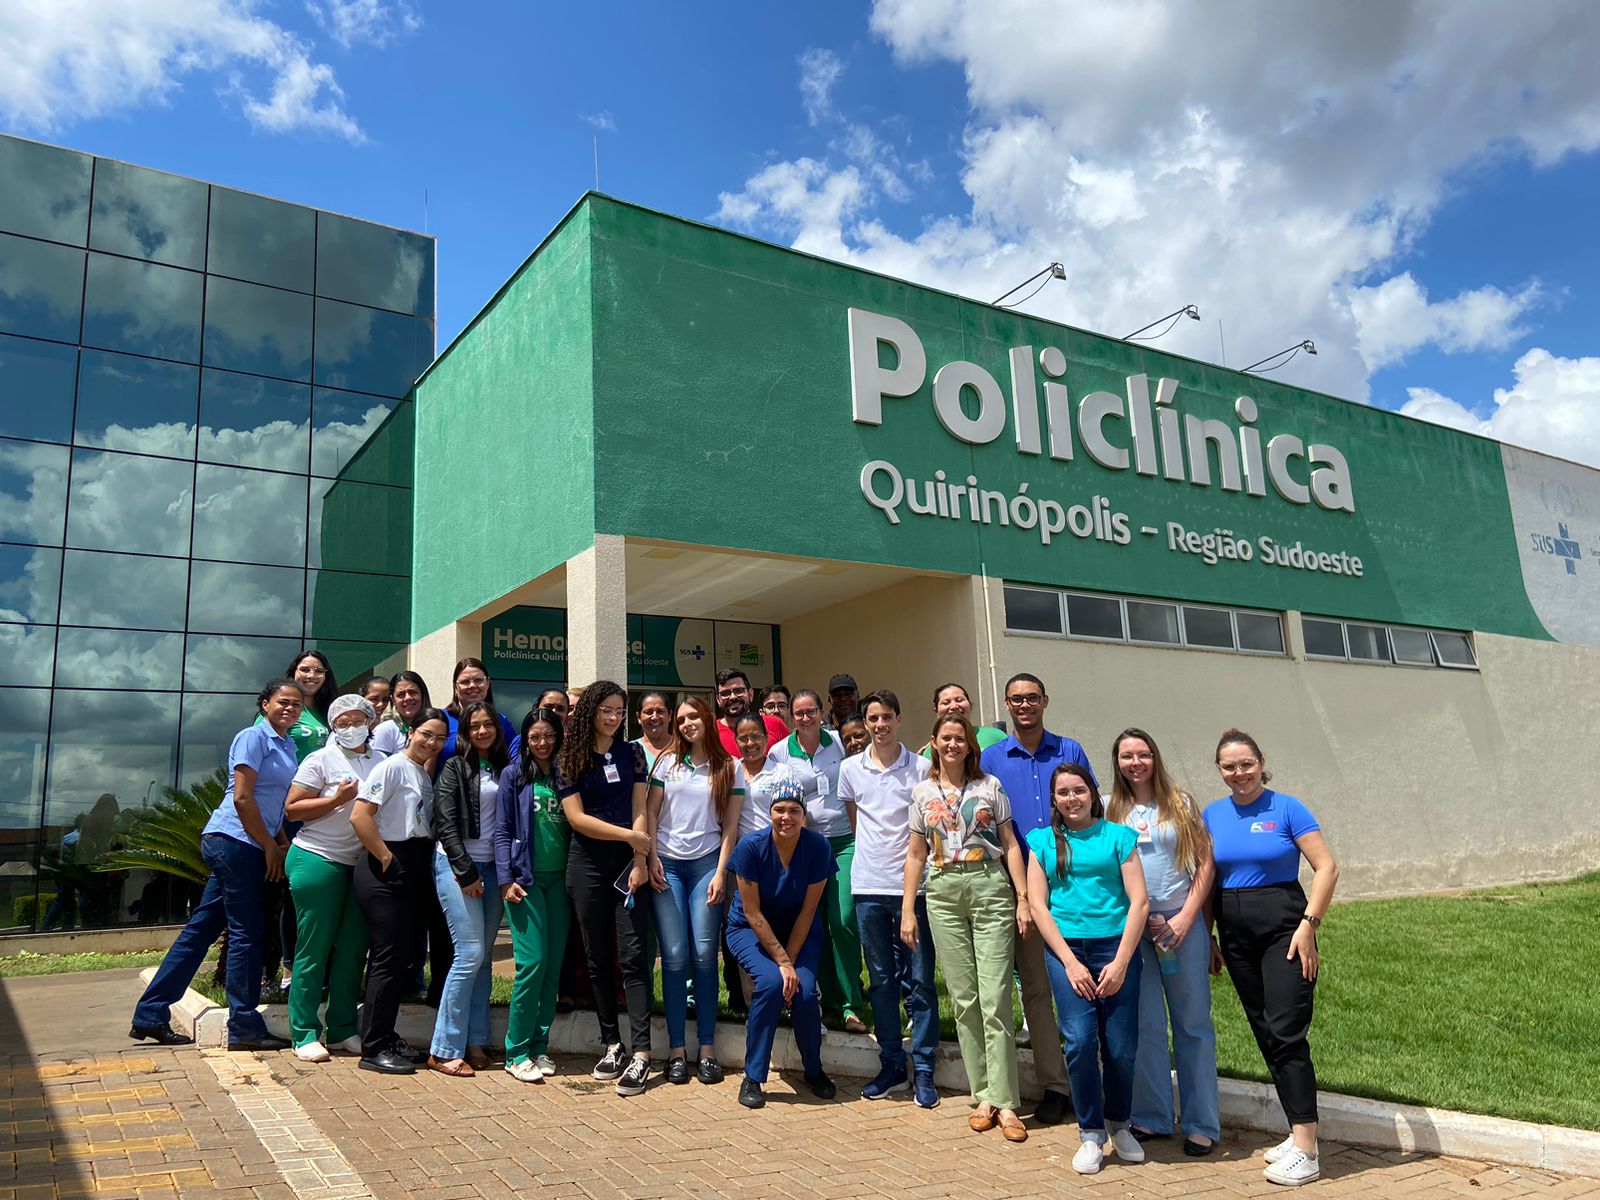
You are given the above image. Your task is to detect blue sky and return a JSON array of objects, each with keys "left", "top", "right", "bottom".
[{"left": 4, "top": 0, "right": 1598, "bottom": 462}]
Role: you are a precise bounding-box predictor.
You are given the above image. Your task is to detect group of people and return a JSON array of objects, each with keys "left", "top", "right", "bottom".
[{"left": 130, "top": 657, "right": 1339, "bottom": 1187}]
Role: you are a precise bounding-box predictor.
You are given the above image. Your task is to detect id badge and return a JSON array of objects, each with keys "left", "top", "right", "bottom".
[
  {"left": 603, "top": 763, "right": 621, "bottom": 784},
  {"left": 816, "top": 774, "right": 830, "bottom": 797}
]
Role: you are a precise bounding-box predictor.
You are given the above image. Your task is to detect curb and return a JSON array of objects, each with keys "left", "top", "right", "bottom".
[{"left": 140, "top": 969, "right": 1598, "bottom": 1178}]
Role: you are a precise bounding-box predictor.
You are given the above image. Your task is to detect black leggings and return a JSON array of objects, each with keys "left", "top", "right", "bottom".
[
  {"left": 1217, "top": 881, "right": 1318, "bottom": 1124},
  {"left": 567, "top": 837, "right": 653, "bottom": 1053},
  {"left": 354, "top": 838, "right": 433, "bottom": 1056}
]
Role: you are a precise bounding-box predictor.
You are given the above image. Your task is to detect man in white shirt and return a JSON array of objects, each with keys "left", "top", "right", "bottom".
[{"left": 836, "top": 689, "right": 938, "bottom": 1108}]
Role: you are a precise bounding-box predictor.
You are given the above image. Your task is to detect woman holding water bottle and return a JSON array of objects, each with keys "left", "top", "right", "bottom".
[{"left": 1106, "top": 728, "right": 1220, "bottom": 1156}]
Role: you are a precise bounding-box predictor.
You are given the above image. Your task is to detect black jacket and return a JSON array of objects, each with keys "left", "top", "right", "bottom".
[{"left": 432, "top": 755, "right": 497, "bottom": 887}]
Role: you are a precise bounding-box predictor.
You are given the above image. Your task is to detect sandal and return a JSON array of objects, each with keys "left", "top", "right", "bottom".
[
  {"left": 999, "top": 1114, "right": 1029, "bottom": 1143},
  {"left": 969, "top": 1106, "right": 998, "bottom": 1132},
  {"left": 428, "top": 1056, "right": 475, "bottom": 1077}
]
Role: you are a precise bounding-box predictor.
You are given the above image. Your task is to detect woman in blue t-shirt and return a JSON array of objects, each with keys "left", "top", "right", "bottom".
[
  {"left": 1025, "top": 763, "right": 1149, "bottom": 1177},
  {"left": 1204, "top": 729, "right": 1339, "bottom": 1188}
]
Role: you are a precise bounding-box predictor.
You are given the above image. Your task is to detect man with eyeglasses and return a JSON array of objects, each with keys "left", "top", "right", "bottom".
[
  {"left": 978, "top": 672, "right": 1099, "bottom": 1126},
  {"left": 714, "top": 668, "right": 786, "bottom": 756},
  {"left": 759, "top": 685, "right": 792, "bottom": 731}
]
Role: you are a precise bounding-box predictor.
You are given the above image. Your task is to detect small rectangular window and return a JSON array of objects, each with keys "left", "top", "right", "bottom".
[
  {"left": 1065, "top": 592, "right": 1123, "bottom": 640},
  {"left": 1182, "top": 606, "right": 1235, "bottom": 649},
  {"left": 1003, "top": 585, "right": 1063, "bottom": 635},
  {"left": 1431, "top": 631, "right": 1477, "bottom": 668},
  {"left": 1346, "top": 623, "right": 1390, "bottom": 662},
  {"left": 1390, "top": 627, "right": 1436, "bottom": 666},
  {"left": 1302, "top": 618, "right": 1347, "bottom": 659},
  {"left": 1236, "top": 611, "right": 1285, "bottom": 654},
  {"left": 1126, "top": 600, "right": 1180, "bottom": 644}
]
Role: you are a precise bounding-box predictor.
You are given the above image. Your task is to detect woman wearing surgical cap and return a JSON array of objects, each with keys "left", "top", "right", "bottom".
[
  {"left": 725, "top": 773, "right": 838, "bottom": 1109},
  {"left": 282, "top": 693, "right": 384, "bottom": 1062}
]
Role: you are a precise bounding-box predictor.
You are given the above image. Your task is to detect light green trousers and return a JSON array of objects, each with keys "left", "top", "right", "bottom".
[
  {"left": 818, "top": 834, "right": 865, "bottom": 1018},
  {"left": 285, "top": 844, "right": 368, "bottom": 1048},
  {"left": 504, "top": 871, "right": 571, "bottom": 1064}
]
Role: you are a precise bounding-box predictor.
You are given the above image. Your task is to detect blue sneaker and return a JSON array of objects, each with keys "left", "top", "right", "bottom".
[
  {"left": 913, "top": 1070, "right": 939, "bottom": 1109},
  {"left": 861, "top": 1065, "right": 909, "bottom": 1100}
]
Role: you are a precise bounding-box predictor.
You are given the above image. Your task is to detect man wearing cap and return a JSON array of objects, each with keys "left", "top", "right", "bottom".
[{"left": 826, "top": 674, "right": 859, "bottom": 730}]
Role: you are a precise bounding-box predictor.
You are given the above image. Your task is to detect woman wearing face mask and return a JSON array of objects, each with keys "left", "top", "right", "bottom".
[
  {"left": 1205, "top": 730, "right": 1338, "bottom": 1188},
  {"left": 633, "top": 691, "right": 674, "bottom": 771},
  {"left": 429, "top": 701, "right": 513, "bottom": 1076},
  {"left": 770, "top": 688, "right": 865, "bottom": 1035},
  {"left": 282, "top": 694, "right": 383, "bottom": 1062},
  {"left": 370, "top": 672, "right": 432, "bottom": 756},
  {"left": 1026, "top": 764, "right": 1149, "bottom": 1176},
  {"left": 497, "top": 708, "right": 571, "bottom": 1082},
  {"left": 442, "top": 658, "right": 517, "bottom": 763},
  {"left": 556, "top": 681, "right": 654, "bottom": 1096},
  {"left": 645, "top": 696, "right": 742, "bottom": 1085},
  {"left": 1106, "top": 728, "right": 1220, "bottom": 1157}
]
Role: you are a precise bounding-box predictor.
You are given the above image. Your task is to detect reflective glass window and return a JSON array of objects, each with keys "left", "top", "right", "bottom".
[
  {"left": 184, "top": 632, "right": 301, "bottom": 694},
  {"left": 1390, "top": 627, "right": 1436, "bottom": 666},
  {"left": 208, "top": 186, "right": 314, "bottom": 293},
  {"left": 310, "top": 641, "right": 406, "bottom": 691},
  {"left": 55, "top": 628, "right": 183, "bottom": 690},
  {"left": 315, "top": 212, "right": 434, "bottom": 316},
  {"left": 58, "top": 549, "right": 187, "bottom": 630},
  {"left": 1236, "top": 611, "right": 1286, "bottom": 654},
  {"left": 187, "top": 560, "right": 303, "bottom": 636},
  {"left": 311, "top": 390, "right": 410, "bottom": 483},
  {"left": 1064, "top": 592, "right": 1123, "bottom": 640},
  {"left": 0, "top": 624, "right": 55, "bottom": 686},
  {"left": 1182, "top": 606, "right": 1235, "bottom": 649},
  {"left": 179, "top": 692, "right": 258, "bottom": 788},
  {"left": 0, "top": 544, "right": 61, "bottom": 624},
  {"left": 88, "top": 159, "right": 207, "bottom": 269},
  {"left": 0, "top": 438, "right": 69, "bottom": 545},
  {"left": 309, "top": 478, "right": 409, "bottom": 575},
  {"left": 74, "top": 351, "right": 198, "bottom": 458},
  {"left": 1432, "top": 631, "right": 1477, "bottom": 668},
  {"left": 0, "top": 336, "right": 77, "bottom": 443},
  {"left": 313, "top": 300, "right": 433, "bottom": 398},
  {"left": 1002, "top": 585, "right": 1061, "bottom": 634},
  {"left": 198, "top": 369, "right": 310, "bottom": 472},
  {"left": 193, "top": 464, "right": 307, "bottom": 567},
  {"left": 1127, "top": 600, "right": 1180, "bottom": 644},
  {"left": 0, "top": 136, "right": 91, "bottom": 244},
  {"left": 1302, "top": 618, "right": 1347, "bottom": 659},
  {"left": 0, "top": 233, "right": 85, "bottom": 342},
  {"left": 0, "top": 687, "right": 51, "bottom": 926},
  {"left": 305, "top": 569, "right": 406, "bottom": 642},
  {"left": 66, "top": 449, "right": 193, "bottom": 557},
  {"left": 82, "top": 253, "right": 202, "bottom": 362},
  {"left": 1346, "top": 623, "right": 1390, "bottom": 662},
  {"left": 202, "top": 276, "right": 312, "bottom": 382}
]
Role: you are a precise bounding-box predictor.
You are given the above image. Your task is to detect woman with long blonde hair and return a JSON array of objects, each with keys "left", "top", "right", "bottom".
[{"left": 1106, "top": 728, "right": 1220, "bottom": 1156}]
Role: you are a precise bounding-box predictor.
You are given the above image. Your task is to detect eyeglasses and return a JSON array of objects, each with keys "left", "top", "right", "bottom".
[
  {"left": 792, "top": 708, "right": 820, "bottom": 720},
  {"left": 413, "top": 731, "right": 446, "bottom": 744},
  {"left": 457, "top": 675, "right": 488, "bottom": 687},
  {"left": 1220, "top": 760, "right": 1259, "bottom": 775},
  {"left": 528, "top": 733, "right": 557, "bottom": 744},
  {"left": 1055, "top": 786, "right": 1092, "bottom": 799},
  {"left": 597, "top": 706, "right": 626, "bottom": 719},
  {"left": 716, "top": 687, "right": 747, "bottom": 699},
  {"left": 761, "top": 701, "right": 787, "bottom": 712},
  {"left": 1004, "top": 694, "right": 1043, "bottom": 707}
]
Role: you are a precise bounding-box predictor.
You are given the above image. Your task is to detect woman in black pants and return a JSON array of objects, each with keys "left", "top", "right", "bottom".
[
  {"left": 1203, "top": 730, "right": 1338, "bottom": 1188},
  {"left": 349, "top": 707, "right": 451, "bottom": 1074},
  {"left": 556, "top": 680, "right": 655, "bottom": 1097}
]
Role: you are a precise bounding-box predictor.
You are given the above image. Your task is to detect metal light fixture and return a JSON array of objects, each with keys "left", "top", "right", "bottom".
[
  {"left": 992, "top": 262, "right": 1066, "bottom": 308},
  {"left": 1241, "top": 340, "right": 1317, "bottom": 374},
  {"left": 1123, "top": 304, "right": 1200, "bottom": 342}
]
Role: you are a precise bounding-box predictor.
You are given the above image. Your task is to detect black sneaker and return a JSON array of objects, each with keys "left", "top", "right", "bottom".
[
  {"left": 592, "top": 1043, "right": 626, "bottom": 1081},
  {"left": 804, "top": 1071, "right": 837, "bottom": 1100},
  {"left": 665, "top": 1057, "right": 690, "bottom": 1085},
  {"left": 615, "top": 1054, "right": 650, "bottom": 1096},
  {"left": 738, "top": 1077, "right": 765, "bottom": 1109},
  {"left": 697, "top": 1056, "right": 724, "bottom": 1084},
  {"left": 1035, "top": 1088, "right": 1072, "bottom": 1126}
]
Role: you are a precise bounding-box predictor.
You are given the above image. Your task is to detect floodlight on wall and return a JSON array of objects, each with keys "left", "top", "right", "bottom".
[
  {"left": 1123, "top": 304, "right": 1201, "bottom": 342},
  {"left": 992, "top": 262, "right": 1066, "bottom": 308},
  {"left": 1241, "top": 340, "right": 1317, "bottom": 374}
]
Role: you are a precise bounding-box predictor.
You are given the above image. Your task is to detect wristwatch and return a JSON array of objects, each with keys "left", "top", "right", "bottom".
[{"left": 1301, "top": 913, "right": 1322, "bottom": 929}]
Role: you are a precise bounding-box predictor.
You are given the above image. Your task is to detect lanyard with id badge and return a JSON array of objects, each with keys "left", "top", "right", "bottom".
[{"left": 602, "top": 749, "right": 621, "bottom": 785}]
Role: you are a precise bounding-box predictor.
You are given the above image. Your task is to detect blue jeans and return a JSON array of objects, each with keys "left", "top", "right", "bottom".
[
  {"left": 1132, "top": 910, "right": 1221, "bottom": 1141},
  {"left": 1046, "top": 934, "right": 1142, "bottom": 1142},
  {"left": 855, "top": 894, "right": 938, "bottom": 1073},
  {"left": 650, "top": 850, "right": 724, "bottom": 1051},
  {"left": 133, "top": 833, "right": 268, "bottom": 1041},
  {"left": 430, "top": 852, "right": 504, "bottom": 1059},
  {"left": 728, "top": 926, "right": 823, "bottom": 1083}
]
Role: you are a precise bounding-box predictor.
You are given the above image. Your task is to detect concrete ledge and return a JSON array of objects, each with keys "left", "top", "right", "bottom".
[
  {"left": 3, "top": 925, "right": 184, "bottom": 956},
  {"left": 137, "top": 969, "right": 1598, "bottom": 1178}
]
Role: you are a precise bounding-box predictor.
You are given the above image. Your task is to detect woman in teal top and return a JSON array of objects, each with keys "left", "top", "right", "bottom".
[
  {"left": 1025, "top": 762, "right": 1149, "bottom": 1177},
  {"left": 495, "top": 707, "right": 572, "bottom": 1082}
]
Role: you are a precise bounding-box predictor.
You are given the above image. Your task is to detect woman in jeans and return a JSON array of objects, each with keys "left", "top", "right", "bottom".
[
  {"left": 1107, "top": 727, "right": 1220, "bottom": 1156},
  {"left": 903, "top": 715, "right": 1031, "bottom": 1143},
  {"left": 644, "top": 695, "right": 742, "bottom": 1085},
  {"left": 1206, "top": 730, "right": 1339, "bottom": 1188},
  {"left": 428, "top": 701, "right": 513, "bottom": 1076},
  {"left": 556, "top": 680, "right": 654, "bottom": 1097},
  {"left": 497, "top": 707, "right": 571, "bottom": 1082},
  {"left": 1026, "top": 763, "right": 1149, "bottom": 1176}
]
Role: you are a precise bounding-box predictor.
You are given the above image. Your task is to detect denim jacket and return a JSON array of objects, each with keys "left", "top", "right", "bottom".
[{"left": 495, "top": 767, "right": 547, "bottom": 890}]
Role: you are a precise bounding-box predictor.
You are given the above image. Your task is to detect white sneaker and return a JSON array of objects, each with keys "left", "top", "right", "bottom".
[
  {"left": 293, "top": 1041, "right": 330, "bottom": 1063},
  {"left": 1017, "top": 1020, "right": 1031, "bottom": 1046},
  {"left": 507, "top": 1059, "right": 543, "bottom": 1083},
  {"left": 1071, "top": 1141, "right": 1104, "bottom": 1175},
  {"left": 332, "top": 1035, "right": 363, "bottom": 1055},
  {"left": 534, "top": 1054, "right": 557, "bottom": 1078},
  {"left": 1265, "top": 1147, "right": 1319, "bottom": 1186},
  {"left": 1110, "top": 1127, "right": 1145, "bottom": 1162},
  {"left": 1264, "top": 1133, "right": 1297, "bottom": 1164}
]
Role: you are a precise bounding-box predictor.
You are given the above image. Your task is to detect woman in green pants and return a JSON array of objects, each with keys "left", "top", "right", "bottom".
[
  {"left": 282, "top": 694, "right": 383, "bottom": 1062},
  {"left": 770, "top": 688, "right": 866, "bottom": 1034},
  {"left": 496, "top": 707, "right": 573, "bottom": 1082}
]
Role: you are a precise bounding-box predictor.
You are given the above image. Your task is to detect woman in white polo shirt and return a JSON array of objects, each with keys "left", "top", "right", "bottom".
[
  {"left": 645, "top": 695, "right": 743, "bottom": 1085},
  {"left": 282, "top": 694, "right": 384, "bottom": 1062}
]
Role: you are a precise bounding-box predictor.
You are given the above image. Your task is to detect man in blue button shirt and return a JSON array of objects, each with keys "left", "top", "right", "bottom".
[{"left": 979, "top": 672, "right": 1099, "bottom": 1126}]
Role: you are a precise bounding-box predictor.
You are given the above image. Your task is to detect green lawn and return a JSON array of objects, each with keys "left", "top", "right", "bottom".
[
  {"left": 0, "top": 947, "right": 203, "bottom": 977},
  {"left": 12, "top": 874, "right": 1597, "bottom": 1129}
]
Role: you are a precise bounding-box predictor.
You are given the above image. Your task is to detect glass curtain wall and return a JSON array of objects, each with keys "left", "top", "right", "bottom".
[{"left": 0, "top": 134, "right": 432, "bottom": 932}]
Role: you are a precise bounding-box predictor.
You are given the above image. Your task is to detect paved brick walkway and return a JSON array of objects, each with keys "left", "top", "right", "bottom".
[{"left": 2, "top": 972, "right": 1596, "bottom": 1199}]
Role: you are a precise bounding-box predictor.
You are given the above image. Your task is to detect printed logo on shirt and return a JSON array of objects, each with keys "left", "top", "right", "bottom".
[
  {"left": 1250, "top": 820, "right": 1278, "bottom": 833},
  {"left": 369, "top": 780, "right": 384, "bottom": 798}
]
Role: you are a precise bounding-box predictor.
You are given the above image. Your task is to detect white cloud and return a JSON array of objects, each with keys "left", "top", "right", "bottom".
[
  {"left": 1401, "top": 349, "right": 1600, "bottom": 466},
  {"left": 583, "top": 110, "right": 617, "bottom": 133},
  {"left": 306, "top": 0, "right": 420, "bottom": 49},
  {"left": 799, "top": 47, "right": 844, "bottom": 126},
  {"left": 0, "top": 0, "right": 368, "bottom": 141},
  {"left": 719, "top": 1, "right": 1600, "bottom": 409}
]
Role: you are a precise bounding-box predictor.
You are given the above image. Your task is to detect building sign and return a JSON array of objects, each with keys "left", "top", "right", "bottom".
[{"left": 484, "top": 608, "right": 780, "bottom": 686}]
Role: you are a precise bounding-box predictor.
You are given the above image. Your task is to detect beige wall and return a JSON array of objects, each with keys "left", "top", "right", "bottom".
[
  {"left": 975, "top": 578, "right": 1600, "bottom": 897},
  {"left": 409, "top": 618, "right": 482, "bottom": 707}
]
